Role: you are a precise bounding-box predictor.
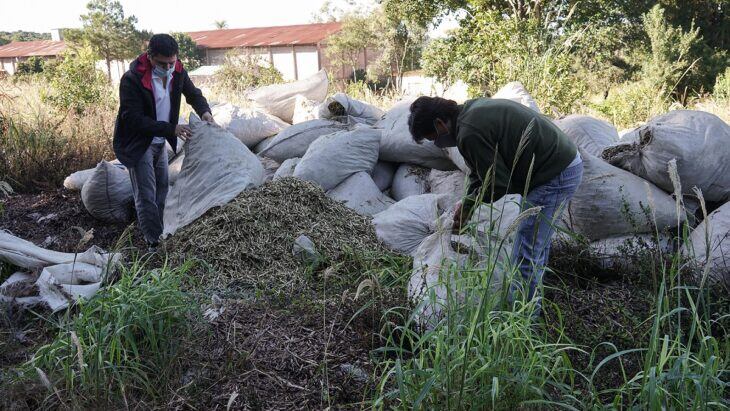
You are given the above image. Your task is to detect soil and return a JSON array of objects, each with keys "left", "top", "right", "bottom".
[
  {"left": 172, "top": 300, "right": 376, "bottom": 410},
  {"left": 0, "top": 189, "right": 145, "bottom": 253}
]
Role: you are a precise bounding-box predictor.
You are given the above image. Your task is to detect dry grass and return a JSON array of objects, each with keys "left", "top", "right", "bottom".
[{"left": 0, "top": 78, "right": 116, "bottom": 192}]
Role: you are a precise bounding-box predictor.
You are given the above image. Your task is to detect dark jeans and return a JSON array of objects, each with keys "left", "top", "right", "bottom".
[
  {"left": 510, "top": 160, "right": 583, "bottom": 314},
  {"left": 129, "top": 143, "right": 168, "bottom": 245}
]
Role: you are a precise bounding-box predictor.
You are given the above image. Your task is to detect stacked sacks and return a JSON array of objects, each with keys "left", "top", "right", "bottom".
[
  {"left": 373, "top": 194, "right": 442, "bottom": 255},
  {"left": 273, "top": 158, "right": 300, "bottom": 180},
  {"left": 288, "top": 126, "right": 392, "bottom": 216},
  {"left": 391, "top": 164, "right": 430, "bottom": 201},
  {"left": 318, "top": 93, "right": 385, "bottom": 125},
  {"left": 258, "top": 119, "right": 349, "bottom": 162},
  {"left": 211, "top": 103, "right": 289, "bottom": 148},
  {"left": 247, "top": 70, "right": 329, "bottom": 123},
  {"left": 428, "top": 169, "right": 467, "bottom": 211},
  {"left": 407, "top": 202, "right": 518, "bottom": 323},
  {"left": 260, "top": 157, "right": 281, "bottom": 182},
  {"left": 602, "top": 110, "right": 730, "bottom": 203},
  {"left": 291, "top": 95, "right": 321, "bottom": 124},
  {"left": 563, "top": 147, "right": 684, "bottom": 241},
  {"left": 327, "top": 172, "right": 395, "bottom": 216},
  {"left": 555, "top": 115, "right": 619, "bottom": 157},
  {"left": 163, "top": 114, "right": 265, "bottom": 237},
  {"left": 376, "top": 98, "right": 455, "bottom": 170},
  {"left": 371, "top": 161, "right": 398, "bottom": 192},
  {"left": 293, "top": 127, "right": 381, "bottom": 191},
  {"left": 492, "top": 81, "right": 541, "bottom": 113}
]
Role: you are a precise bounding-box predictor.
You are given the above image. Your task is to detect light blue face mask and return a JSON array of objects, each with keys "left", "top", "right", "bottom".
[{"left": 153, "top": 64, "right": 174, "bottom": 78}]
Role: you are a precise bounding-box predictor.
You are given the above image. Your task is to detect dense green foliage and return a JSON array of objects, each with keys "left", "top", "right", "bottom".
[
  {"left": 388, "top": 0, "right": 728, "bottom": 122},
  {"left": 170, "top": 32, "right": 203, "bottom": 71},
  {"left": 323, "top": 6, "right": 425, "bottom": 88},
  {"left": 15, "top": 57, "right": 49, "bottom": 76},
  {"left": 0, "top": 31, "right": 50, "bottom": 46},
  {"left": 213, "top": 51, "right": 283, "bottom": 95},
  {"left": 43, "top": 48, "right": 109, "bottom": 115}
]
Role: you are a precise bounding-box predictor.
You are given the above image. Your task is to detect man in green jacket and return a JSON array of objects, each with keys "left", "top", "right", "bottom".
[{"left": 408, "top": 96, "right": 583, "bottom": 315}]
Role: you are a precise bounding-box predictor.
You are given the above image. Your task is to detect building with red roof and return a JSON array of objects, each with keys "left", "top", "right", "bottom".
[{"left": 1, "top": 23, "right": 373, "bottom": 82}]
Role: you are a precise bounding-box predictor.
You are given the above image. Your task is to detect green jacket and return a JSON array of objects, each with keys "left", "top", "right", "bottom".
[{"left": 456, "top": 98, "right": 577, "bottom": 214}]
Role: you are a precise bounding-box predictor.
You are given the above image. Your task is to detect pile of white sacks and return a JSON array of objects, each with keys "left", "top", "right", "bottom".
[{"left": 56, "top": 70, "right": 730, "bottom": 318}]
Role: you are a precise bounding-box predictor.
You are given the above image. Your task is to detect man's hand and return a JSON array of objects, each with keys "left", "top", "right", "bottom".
[
  {"left": 201, "top": 112, "right": 216, "bottom": 125},
  {"left": 452, "top": 201, "right": 465, "bottom": 234},
  {"left": 175, "top": 124, "right": 192, "bottom": 139}
]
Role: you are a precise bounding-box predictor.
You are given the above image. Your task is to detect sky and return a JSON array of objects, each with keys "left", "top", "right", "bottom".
[{"left": 0, "top": 0, "right": 459, "bottom": 35}]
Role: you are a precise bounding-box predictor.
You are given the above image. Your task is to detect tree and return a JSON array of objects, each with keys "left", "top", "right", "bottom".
[
  {"left": 170, "top": 32, "right": 203, "bottom": 71},
  {"left": 44, "top": 47, "right": 109, "bottom": 115},
  {"left": 65, "top": 0, "right": 145, "bottom": 82},
  {"left": 325, "top": 13, "right": 376, "bottom": 82},
  {"left": 422, "top": 9, "right": 585, "bottom": 113},
  {"left": 0, "top": 31, "right": 51, "bottom": 46},
  {"left": 214, "top": 20, "right": 228, "bottom": 29},
  {"left": 213, "top": 51, "right": 283, "bottom": 96},
  {"left": 368, "top": 7, "right": 427, "bottom": 89},
  {"left": 15, "top": 56, "right": 46, "bottom": 76}
]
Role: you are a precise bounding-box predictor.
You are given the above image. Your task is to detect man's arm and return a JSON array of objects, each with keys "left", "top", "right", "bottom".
[
  {"left": 119, "top": 75, "right": 176, "bottom": 138},
  {"left": 181, "top": 71, "right": 211, "bottom": 118}
]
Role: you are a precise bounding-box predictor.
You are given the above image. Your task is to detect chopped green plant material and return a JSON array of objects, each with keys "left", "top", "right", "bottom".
[{"left": 168, "top": 178, "right": 394, "bottom": 296}]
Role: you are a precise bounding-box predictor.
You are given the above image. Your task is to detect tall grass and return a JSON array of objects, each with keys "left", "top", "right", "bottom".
[
  {"left": 0, "top": 78, "right": 115, "bottom": 192},
  {"left": 370, "top": 169, "right": 729, "bottom": 409},
  {"left": 24, "top": 258, "right": 197, "bottom": 407}
]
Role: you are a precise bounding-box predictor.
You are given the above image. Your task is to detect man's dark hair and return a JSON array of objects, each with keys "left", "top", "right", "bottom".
[
  {"left": 147, "top": 34, "right": 179, "bottom": 57},
  {"left": 408, "top": 96, "right": 460, "bottom": 142}
]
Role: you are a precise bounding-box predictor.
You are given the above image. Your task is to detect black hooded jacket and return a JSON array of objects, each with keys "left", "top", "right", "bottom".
[{"left": 113, "top": 53, "right": 210, "bottom": 167}]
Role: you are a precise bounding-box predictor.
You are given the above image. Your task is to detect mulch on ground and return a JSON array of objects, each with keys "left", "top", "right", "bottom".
[
  {"left": 0, "top": 188, "right": 144, "bottom": 253},
  {"left": 172, "top": 300, "right": 375, "bottom": 410}
]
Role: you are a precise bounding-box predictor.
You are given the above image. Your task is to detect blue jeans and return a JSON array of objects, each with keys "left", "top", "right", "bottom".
[
  {"left": 129, "top": 143, "right": 168, "bottom": 245},
  {"left": 510, "top": 160, "right": 583, "bottom": 313}
]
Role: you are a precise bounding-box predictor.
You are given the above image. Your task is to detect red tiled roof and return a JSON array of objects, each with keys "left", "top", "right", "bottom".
[
  {"left": 0, "top": 40, "right": 66, "bottom": 58},
  {"left": 187, "top": 22, "right": 342, "bottom": 49}
]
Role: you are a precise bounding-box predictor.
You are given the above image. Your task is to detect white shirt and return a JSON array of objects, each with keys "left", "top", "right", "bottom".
[{"left": 151, "top": 70, "right": 172, "bottom": 145}]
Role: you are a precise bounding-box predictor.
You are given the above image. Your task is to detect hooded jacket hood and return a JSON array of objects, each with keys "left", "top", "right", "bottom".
[{"left": 130, "top": 53, "right": 184, "bottom": 91}]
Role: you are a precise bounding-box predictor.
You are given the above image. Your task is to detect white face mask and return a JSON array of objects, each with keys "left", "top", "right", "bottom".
[{"left": 153, "top": 64, "right": 174, "bottom": 78}]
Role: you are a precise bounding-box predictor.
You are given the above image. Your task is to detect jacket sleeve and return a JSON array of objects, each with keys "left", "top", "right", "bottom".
[
  {"left": 459, "top": 124, "right": 505, "bottom": 219},
  {"left": 118, "top": 74, "right": 177, "bottom": 138},
  {"left": 181, "top": 71, "right": 211, "bottom": 117}
]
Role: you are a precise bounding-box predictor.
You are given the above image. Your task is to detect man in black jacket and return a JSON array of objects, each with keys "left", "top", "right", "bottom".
[{"left": 113, "top": 33, "right": 213, "bottom": 251}]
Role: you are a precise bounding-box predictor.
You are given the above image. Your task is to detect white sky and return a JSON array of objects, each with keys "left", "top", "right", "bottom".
[
  {"left": 0, "top": 0, "right": 460, "bottom": 37},
  {"left": 0, "top": 0, "right": 341, "bottom": 33}
]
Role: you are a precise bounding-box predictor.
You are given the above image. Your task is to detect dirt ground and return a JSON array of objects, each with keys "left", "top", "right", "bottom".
[{"left": 0, "top": 189, "right": 145, "bottom": 253}]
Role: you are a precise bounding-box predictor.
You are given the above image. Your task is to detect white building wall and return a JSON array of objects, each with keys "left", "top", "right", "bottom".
[
  {"left": 1, "top": 58, "right": 16, "bottom": 75},
  {"left": 271, "top": 46, "right": 296, "bottom": 81},
  {"left": 94, "top": 59, "right": 131, "bottom": 83},
  {"left": 294, "top": 46, "right": 319, "bottom": 80}
]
